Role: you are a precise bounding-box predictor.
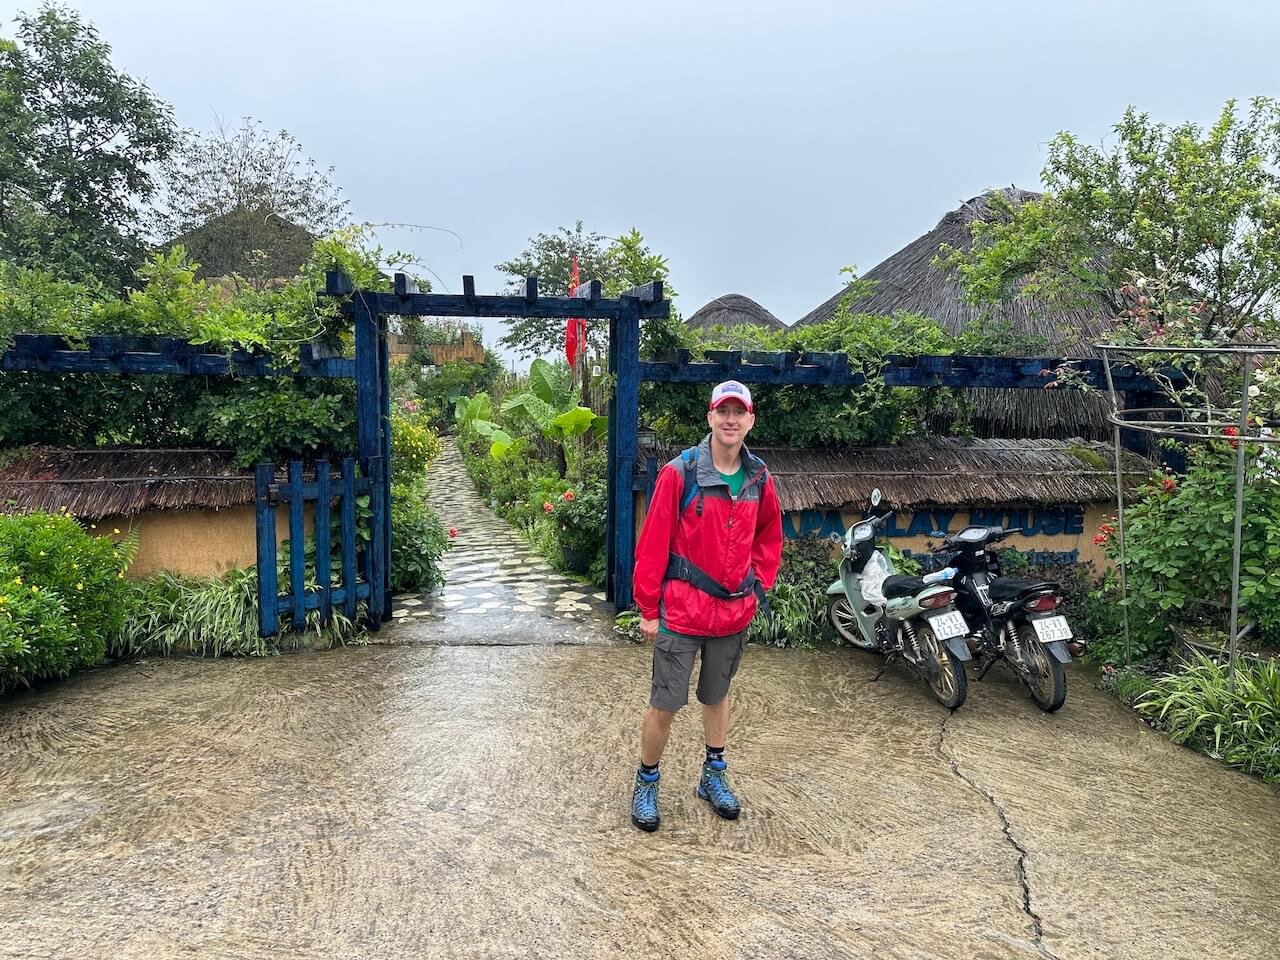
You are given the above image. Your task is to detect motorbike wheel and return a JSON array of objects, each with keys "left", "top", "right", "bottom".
[
  {"left": 1018, "top": 623, "right": 1067, "bottom": 712},
  {"left": 827, "top": 595, "right": 878, "bottom": 651},
  {"left": 916, "top": 622, "right": 968, "bottom": 710}
]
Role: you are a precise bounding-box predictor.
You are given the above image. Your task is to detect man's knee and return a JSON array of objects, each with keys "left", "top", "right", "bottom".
[{"left": 645, "top": 704, "right": 677, "bottom": 726}]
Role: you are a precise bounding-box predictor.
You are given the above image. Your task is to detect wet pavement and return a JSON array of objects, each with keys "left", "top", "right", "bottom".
[
  {"left": 1, "top": 642, "right": 1277, "bottom": 960},
  {"left": 2, "top": 443, "right": 1277, "bottom": 958},
  {"left": 389, "top": 442, "right": 613, "bottom": 635}
]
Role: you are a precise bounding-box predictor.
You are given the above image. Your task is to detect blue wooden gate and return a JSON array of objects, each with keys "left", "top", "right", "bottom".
[
  {"left": 252, "top": 456, "right": 385, "bottom": 635},
  {"left": 254, "top": 278, "right": 394, "bottom": 637}
]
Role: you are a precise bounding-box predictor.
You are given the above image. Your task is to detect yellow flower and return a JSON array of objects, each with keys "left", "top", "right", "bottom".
[
  {"left": 113, "top": 528, "right": 121, "bottom": 535},
  {"left": 38, "top": 551, "right": 45, "bottom": 557},
  {"left": 75, "top": 583, "right": 83, "bottom": 591},
  {"left": 90, "top": 524, "right": 97, "bottom": 530}
]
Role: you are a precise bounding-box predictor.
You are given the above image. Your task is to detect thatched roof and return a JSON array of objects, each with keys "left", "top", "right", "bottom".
[
  {"left": 640, "top": 437, "right": 1149, "bottom": 512},
  {"left": 797, "top": 187, "right": 1115, "bottom": 439},
  {"left": 166, "top": 206, "right": 316, "bottom": 281},
  {"left": 686, "top": 294, "right": 786, "bottom": 332},
  {"left": 0, "top": 448, "right": 259, "bottom": 519}
]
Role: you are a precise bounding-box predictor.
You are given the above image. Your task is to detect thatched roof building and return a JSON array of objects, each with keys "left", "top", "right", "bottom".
[
  {"left": 166, "top": 206, "right": 316, "bottom": 281},
  {"left": 797, "top": 188, "right": 1115, "bottom": 439},
  {"left": 686, "top": 294, "right": 786, "bottom": 332},
  {"left": 639, "top": 437, "right": 1147, "bottom": 512},
  {"left": 0, "top": 448, "right": 259, "bottom": 519}
]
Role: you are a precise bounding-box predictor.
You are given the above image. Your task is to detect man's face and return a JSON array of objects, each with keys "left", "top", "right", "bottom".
[{"left": 707, "top": 398, "right": 755, "bottom": 446}]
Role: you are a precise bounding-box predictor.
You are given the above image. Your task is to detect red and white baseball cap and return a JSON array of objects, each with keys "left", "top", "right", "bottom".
[{"left": 709, "top": 379, "right": 753, "bottom": 412}]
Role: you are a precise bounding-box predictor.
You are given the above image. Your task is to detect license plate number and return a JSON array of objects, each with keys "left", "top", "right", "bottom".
[
  {"left": 1032, "top": 616, "right": 1073, "bottom": 642},
  {"left": 928, "top": 610, "right": 968, "bottom": 640}
]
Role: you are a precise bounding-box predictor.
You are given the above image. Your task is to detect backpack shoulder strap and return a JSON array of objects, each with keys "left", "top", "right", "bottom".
[{"left": 679, "top": 446, "right": 700, "bottom": 516}]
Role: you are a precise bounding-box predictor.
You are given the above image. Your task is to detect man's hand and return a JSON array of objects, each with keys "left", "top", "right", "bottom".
[{"left": 639, "top": 617, "right": 659, "bottom": 644}]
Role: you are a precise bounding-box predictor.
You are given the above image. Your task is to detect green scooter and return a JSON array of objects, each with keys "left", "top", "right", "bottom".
[{"left": 825, "top": 490, "right": 971, "bottom": 709}]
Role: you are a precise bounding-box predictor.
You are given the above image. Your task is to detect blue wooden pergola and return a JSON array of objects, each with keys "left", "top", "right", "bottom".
[{"left": 611, "top": 337, "right": 1167, "bottom": 612}]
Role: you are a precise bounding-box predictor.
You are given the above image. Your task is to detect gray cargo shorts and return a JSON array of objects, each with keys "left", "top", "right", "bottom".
[{"left": 650, "top": 628, "right": 748, "bottom": 712}]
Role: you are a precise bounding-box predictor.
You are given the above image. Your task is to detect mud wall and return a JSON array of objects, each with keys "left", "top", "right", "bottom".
[{"left": 97, "top": 505, "right": 313, "bottom": 579}]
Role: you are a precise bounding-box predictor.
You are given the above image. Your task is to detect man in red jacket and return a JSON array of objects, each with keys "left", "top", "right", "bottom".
[{"left": 629, "top": 379, "right": 783, "bottom": 832}]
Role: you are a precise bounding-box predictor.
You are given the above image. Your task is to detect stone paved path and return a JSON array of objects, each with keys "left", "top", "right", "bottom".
[{"left": 389, "top": 441, "right": 612, "bottom": 628}]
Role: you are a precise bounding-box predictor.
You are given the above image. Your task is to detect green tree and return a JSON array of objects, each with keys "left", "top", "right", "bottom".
[
  {"left": 495, "top": 223, "right": 672, "bottom": 358},
  {"left": 941, "top": 98, "right": 1280, "bottom": 341},
  {"left": 0, "top": 3, "right": 177, "bottom": 288}
]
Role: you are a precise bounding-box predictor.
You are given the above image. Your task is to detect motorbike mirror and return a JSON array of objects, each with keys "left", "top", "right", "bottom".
[
  {"left": 870, "top": 488, "right": 882, "bottom": 507},
  {"left": 930, "top": 530, "right": 946, "bottom": 538},
  {"left": 827, "top": 531, "right": 843, "bottom": 544}
]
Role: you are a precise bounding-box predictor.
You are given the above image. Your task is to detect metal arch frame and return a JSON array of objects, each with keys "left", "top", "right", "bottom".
[{"left": 1097, "top": 342, "right": 1280, "bottom": 686}]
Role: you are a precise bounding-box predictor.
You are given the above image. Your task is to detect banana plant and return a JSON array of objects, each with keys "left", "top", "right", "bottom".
[{"left": 499, "top": 359, "right": 605, "bottom": 475}]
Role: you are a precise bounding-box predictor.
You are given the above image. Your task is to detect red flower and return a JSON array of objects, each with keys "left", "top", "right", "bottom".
[
  {"left": 1161, "top": 477, "right": 1177, "bottom": 492},
  {"left": 448, "top": 527, "right": 458, "bottom": 539},
  {"left": 543, "top": 501, "right": 554, "bottom": 513},
  {"left": 1099, "top": 523, "right": 1115, "bottom": 535},
  {"left": 562, "top": 490, "right": 575, "bottom": 502},
  {"left": 1093, "top": 534, "right": 1108, "bottom": 546},
  {"left": 1224, "top": 425, "right": 1240, "bottom": 449}
]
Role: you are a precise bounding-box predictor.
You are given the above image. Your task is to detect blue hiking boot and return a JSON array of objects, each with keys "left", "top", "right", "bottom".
[
  {"left": 631, "top": 769, "right": 661, "bottom": 832},
  {"left": 697, "top": 759, "right": 741, "bottom": 820}
]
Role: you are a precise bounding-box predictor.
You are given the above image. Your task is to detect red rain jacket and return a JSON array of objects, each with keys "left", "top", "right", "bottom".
[{"left": 633, "top": 436, "right": 783, "bottom": 637}]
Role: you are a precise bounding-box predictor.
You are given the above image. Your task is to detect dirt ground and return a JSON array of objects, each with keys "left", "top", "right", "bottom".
[{"left": 1, "top": 634, "right": 1277, "bottom": 960}]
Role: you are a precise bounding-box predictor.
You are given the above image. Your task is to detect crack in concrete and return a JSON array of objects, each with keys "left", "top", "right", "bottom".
[{"left": 936, "top": 713, "right": 1062, "bottom": 960}]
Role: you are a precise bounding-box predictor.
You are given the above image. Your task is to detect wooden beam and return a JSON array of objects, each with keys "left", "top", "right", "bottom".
[
  {"left": 523, "top": 277, "right": 538, "bottom": 302},
  {"left": 571, "top": 278, "right": 603, "bottom": 301},
  {"left": 336, "top": 290, "right": 670, "bottom": 321},
  {"left": 620, "top": 280, "right": 664, "bottom": 302},
  {"left": 462, "top": 275, "right": 476, "bottom": 299},
  {"left": 393, "top": 272, "right": 420, "bottom": 296}
]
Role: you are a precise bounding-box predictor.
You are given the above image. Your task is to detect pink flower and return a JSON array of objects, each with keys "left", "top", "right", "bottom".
[
  {"left": 562, "top": 490, "right": 575, "bottom": 502},
  {"left": 1161, "top": 477, "right": 1177, "bottom": 493},
  {"left": 543, "top": 501, "right": 554, "bottom": 513},
  {"left": 448, "top": 527, "right": 458, "bottom": 539}
]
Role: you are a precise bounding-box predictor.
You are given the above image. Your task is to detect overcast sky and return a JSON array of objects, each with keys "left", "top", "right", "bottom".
[{"left": 5, "top": 0, "right": 1277, "bottom": 364}]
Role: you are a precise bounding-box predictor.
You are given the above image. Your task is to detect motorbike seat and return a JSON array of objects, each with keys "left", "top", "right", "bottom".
[
  {"left": 989, "top": 577, "right": 1057, "bottom": 601},
  {"left": 882, "top": 575, "right": 925, "bottom": 599}
]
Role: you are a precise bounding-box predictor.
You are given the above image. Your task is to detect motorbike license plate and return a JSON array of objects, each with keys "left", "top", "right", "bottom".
[
  {"left": 1032, "top": 616, "right": 1073, "bottom": 642},
  {"left": 928, "top": 610, "right": 968, "bottom": 641}
]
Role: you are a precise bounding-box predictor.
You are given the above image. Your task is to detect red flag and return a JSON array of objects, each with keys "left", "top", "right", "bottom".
[{"left": 565, "top": 255, "right": 585, "bottom": 366}]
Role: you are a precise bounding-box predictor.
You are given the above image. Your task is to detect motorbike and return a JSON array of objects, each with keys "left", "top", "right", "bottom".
[
  {"left": 825, "top": 491, "right": 971, "bottom": 709},
  {"left": 931, "top": 525, "right": 1072, "bottom": 712}
]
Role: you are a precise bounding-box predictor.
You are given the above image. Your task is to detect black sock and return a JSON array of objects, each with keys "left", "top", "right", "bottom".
[
  {"left": 706, "top": 745, "right": 725, "bottom": 764},
  {"left": 639, "top": 760, "right": 659, "bottom": 776}
]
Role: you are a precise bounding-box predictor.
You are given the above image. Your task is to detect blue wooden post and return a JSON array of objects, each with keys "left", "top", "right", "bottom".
[
  {"left": 369, "top": 455, "right": 387, "bottom": 628},
  {"left": 605, "top": 313, "right": 618, "bottom": 602},
  {"left": 341, "top": 458, "right": 358, "bottom": 620},
  {"left": 254, "top": 463, "right": 279, "bottom": 637},
  {"left": 378, "top": 307, "right": 393, "bottom": 620},
  {"left": 353, "top": 292, "right": 384, "bottom": 630},
  {"left": 315, "top": 460, "right": 332, "bottom": 625},
  {"left": 612, "top": 295, "right": 641, "bottom": 610},
  {"left": 288, "top": 460, "right": 306, "bottom": 627}
]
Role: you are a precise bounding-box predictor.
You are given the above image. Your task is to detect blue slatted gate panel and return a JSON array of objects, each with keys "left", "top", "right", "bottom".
[{"left": 253, "top": 456, "right": 386, "bottom": 637}]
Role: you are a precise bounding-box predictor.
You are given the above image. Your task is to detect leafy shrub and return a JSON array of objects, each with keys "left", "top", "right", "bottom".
[
  {"left": 190, "top": 378, "right": 357, "bottom": 468},
  {"left": 390, "top": 478, "right": 449, "bottom": 594},
  {"left": 1137, "top": 652, "right": 1280, "bottom": 783},
  {"left": 416, "top": 358, "right": 500, "bottom": 432},
  {"left": 115, "top": 568, "right": 363, "bottom": 659},
  {"left": 0, "top": 564, "right": 78, "bottom": 694},
  {"left": 750, "top": 536, "right": 837, "bottom": 648},
  {"left": 0, "top": 512, "right": 135, "bottom": 682},
  {"left": 391, "top": 406, "right": 443, "bottom": 478},
  {"left": 1104, "top": 442, "right": 1280, "bottom": 656}
]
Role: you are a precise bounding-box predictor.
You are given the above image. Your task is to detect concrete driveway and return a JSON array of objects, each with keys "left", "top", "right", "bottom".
[{"left": 1, "top": 633, "right": 1276, "bottom": 960}]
